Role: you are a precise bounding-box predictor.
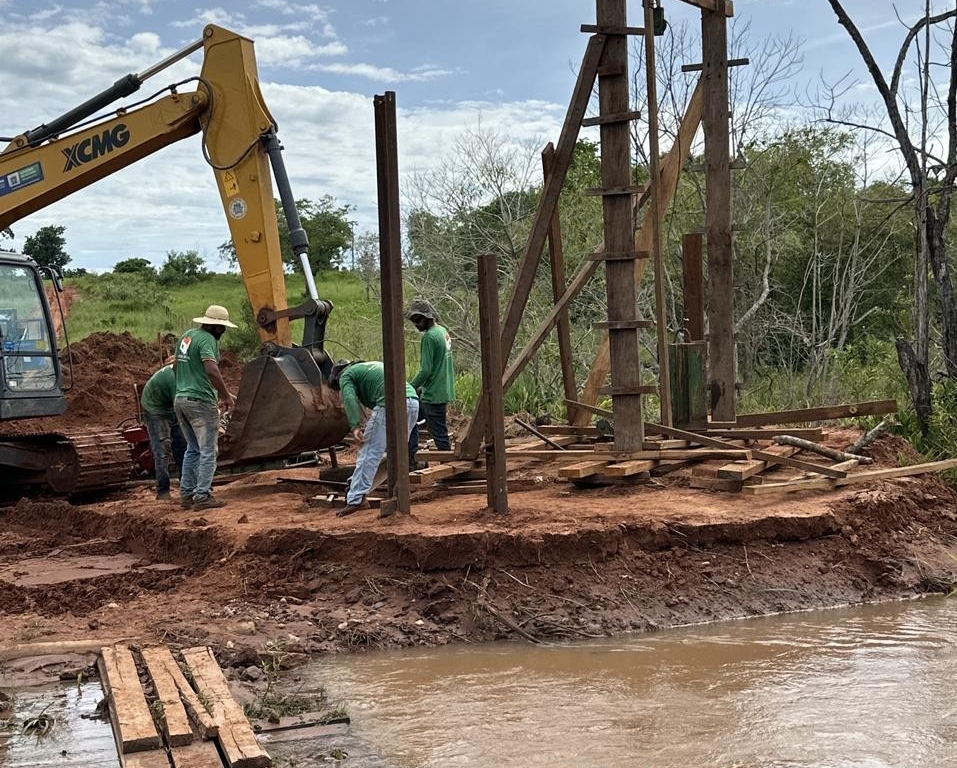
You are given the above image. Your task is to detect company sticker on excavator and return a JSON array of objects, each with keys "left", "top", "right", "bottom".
[
  {"left": 229, "top": 197, "right": 248, "bottom": 219},
  {"left": 0, "top": 162, "right": 44, "bottom": 198}
]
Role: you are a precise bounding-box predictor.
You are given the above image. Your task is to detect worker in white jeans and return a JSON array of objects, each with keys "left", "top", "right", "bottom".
[{"left": 329, "top": 360, "right": 419, "bottom": 516}]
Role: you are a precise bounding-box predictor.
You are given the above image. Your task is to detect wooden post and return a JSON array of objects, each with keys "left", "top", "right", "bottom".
[
  {"left": 682, "top": 232, "right": 705, "bottom": 341},
  {"left": 597, "top": 0, "right": 644, "bottom": 450},
  {"left": 542, "top": 143, "right": 579, "bottom": 423},
  {"left": 477, "top": 254, "right": 508, "bottom": 514},
  {"left": 643, "top": 0, "right": 672, "bottom": 427},
  {"left": 701, "top": 0, "right": 736, "bottom": 422},
  {"left": 374, "top": 90, "right": 410, "bottom": 514}
]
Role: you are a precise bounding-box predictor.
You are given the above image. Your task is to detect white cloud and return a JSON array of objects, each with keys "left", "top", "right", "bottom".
[
  {"left": 316, "top": 62, "right": 453, "bottom": 83},
  {"left": 256, "top": 36, "right": 348, "bottom": 67}
]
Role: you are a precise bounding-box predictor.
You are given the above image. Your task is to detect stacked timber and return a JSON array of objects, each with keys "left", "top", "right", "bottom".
[
  {"left": 98, "top": 644, "right": 270, "bottom": 768},
  {"left": 412, "top": 399, "right": 957, "bottom": 495}
]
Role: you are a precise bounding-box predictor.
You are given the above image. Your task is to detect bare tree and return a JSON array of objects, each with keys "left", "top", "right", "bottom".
[{"left": 822, "top": 0, "right": 957, "bottom": 433}]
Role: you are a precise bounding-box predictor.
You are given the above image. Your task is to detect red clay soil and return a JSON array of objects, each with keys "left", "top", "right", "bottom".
[
  {"left": 45, "top": 284, "right": 76, "bottom": 340},
  {"left": 1, "top": 332, "right": 956, "bottom": 672}
]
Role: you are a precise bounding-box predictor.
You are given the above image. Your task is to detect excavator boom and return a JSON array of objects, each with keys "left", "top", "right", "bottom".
[{"left": 0, "top": 24, "right": 348, "bottom": 488}]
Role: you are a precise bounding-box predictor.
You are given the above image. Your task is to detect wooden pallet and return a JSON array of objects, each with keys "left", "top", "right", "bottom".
[{"left": 99, "top": 644, "right": 270, "bottom": 768}]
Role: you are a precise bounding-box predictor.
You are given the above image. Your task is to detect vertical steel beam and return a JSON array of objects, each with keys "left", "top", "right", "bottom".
[
  {"left": 477, "top": 254, "right": 508, "bottom": 514},
  {"left": 373, "top": 91, "right": 410, "bottom": 514}
]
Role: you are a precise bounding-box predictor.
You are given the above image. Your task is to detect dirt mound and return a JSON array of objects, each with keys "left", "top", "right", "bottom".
[{"left": 1, "top": 331, "right": 243, "bottom": 435}]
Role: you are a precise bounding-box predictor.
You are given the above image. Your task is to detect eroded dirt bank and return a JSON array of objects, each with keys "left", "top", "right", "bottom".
[
  {"left": 2, "top": 440, "right": 956, "bottom": 670},
  {"left": 1, "top": 331, "right": 955, "bottom": 668}
]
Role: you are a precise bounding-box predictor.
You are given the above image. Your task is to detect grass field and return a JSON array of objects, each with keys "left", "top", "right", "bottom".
[{"left": 65, "top": 270, "right": 395, "bottom": 364}]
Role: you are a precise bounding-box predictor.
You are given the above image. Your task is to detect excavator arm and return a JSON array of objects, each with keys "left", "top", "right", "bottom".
[
  {"left": 1, "top": 24, "right": 316, "bottom": 349},
  {"left": 0, "top": 24, "right": 348, "bottom": 478}
]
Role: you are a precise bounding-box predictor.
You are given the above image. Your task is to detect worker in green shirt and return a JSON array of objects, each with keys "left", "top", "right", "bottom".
[
  {"left": 329, "top": 360, "right": 419, "bottom": 516},
  {"left": 406, "top": 300, "right": 455, "bottom": 466},
  {"left": 174, "top": 304, "right": 236, "bottom": 511},
  {"left": 141, "top": 361, "right": 186, "bottom": 500}
]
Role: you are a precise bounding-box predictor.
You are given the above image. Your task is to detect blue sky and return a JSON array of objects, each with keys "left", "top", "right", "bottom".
[{"left": 0, "top": 0, "right": 927, "bottom": 271}]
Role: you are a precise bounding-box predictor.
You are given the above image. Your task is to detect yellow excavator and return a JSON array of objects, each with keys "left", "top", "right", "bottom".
[{"left": 0, "top": 24, "right": 349, "bottom": 494}]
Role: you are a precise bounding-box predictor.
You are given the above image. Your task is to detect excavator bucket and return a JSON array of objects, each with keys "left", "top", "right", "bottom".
[{"left": 218, "top": 347, "right": 348, "bottom": 467}]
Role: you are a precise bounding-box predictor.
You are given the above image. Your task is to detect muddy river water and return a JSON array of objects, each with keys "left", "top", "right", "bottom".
[
  {"left": 281, "top": 597, "right": 957, "bottom": 767},
  {"left": 3, "top": 598, "right": 955, "bottom": 767}
]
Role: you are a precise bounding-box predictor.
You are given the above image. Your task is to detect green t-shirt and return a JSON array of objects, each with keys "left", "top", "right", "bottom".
[
  {"left": 410, "top": 324, "right": 456, "bottom": 404},
  {"left": 174, "top": 327, "right": 219, "bottom": 403},
  {"left": 141, "top": 364, "right": 176, "bottom": 414},
  {"left": 340, "top": 361, "right": 416, "bottom": 429}
]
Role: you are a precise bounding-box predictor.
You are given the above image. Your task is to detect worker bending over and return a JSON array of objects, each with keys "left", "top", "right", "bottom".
[{"left": 329, "top": 360, "right": 419, "bottom": 516}]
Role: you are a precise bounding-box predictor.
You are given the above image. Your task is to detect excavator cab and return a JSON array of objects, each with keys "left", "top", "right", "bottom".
[{"left": 0, "top": 252, "right": 65, "bottom": 420}]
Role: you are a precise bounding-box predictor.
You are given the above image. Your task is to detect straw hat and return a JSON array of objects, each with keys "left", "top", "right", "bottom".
[{"left": 193, "top": 304, "right": 237, "bottom": 328}]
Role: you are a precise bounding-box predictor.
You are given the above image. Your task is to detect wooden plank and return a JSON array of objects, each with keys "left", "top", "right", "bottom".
[
  {"left": 536, "top": 424, "right": 601, "bottom": 436},
  {"left": 170, "top": 741, "right": 225, "bottom": 768},
  {"left": 125, "top": 751, "right": 174, "bottom": 768},
  {"left": 98, "top": 645, "right": 161, "bottom": 754},
  {"left": 580, "top": 24, "right": 646, "bottom": 35},
  {"left": 602, "top": 459, "right": 658, "bottom": 477},
  {"left": 734, "top": 400, "right": 899, "bottom": 427},
  {"left": 678, "top": 0, "right": 735, "bottom": 16},
  {"left": 558, "top": 460, "right": 609, "bottom": 479},
  {"left": 413, "top": 450, "right": 458, "bottom": 461},
  {"left": 409, "top": 461, "right": 477, "bottom": 486},
  {"left": 151, "top": 650, "right": 218, "bottom": 740},
  {"left": 644, "top": 439, "right": 691, "bottom": 450},
  {"left": 542, "top": 143, "right": 579, "bottom": 424},
  {"left": 180, "top": 647, "right": 270, "bottom": 768},
  {"left": 704, "top": 427, "right": 823, "bottom": 441},
  {"left": 647, "top": 422, "right": 847, "bottom": 479},
  {"left": 742, "top": 459, "right": 957, "bottom": 496},
  {"left": 577, "top": 76, "right": 705, "bottom": 423},
  {"left": 690, "top": 476, "right": 743, "bottom": 492},
  {"left": 141, "top": 647, "right": 194, "bottom": 748},
  {"left": 498, "top": 448, "right": 750, "bottom": 460},
  {"left": 716, "top": 445, "right": 800, "bottom": 481}
]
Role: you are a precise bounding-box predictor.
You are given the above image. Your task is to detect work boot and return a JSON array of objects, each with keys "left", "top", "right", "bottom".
[
  {"left": 156, "top": 490, "right": 171, "bottom": 501},
  {"left": 193, "top": 495, "right": 226, "bottom": 510},
  {"left": 180, "top": 495, "right": 194, "bottom": 509},
  {"left": 336, "top": 498, "right": 367, "bottom": 517}
]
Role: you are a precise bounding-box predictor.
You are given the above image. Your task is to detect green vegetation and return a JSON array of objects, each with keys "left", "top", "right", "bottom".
[
  {"left": 64, "top": 270, "right": 386, "bottom": 364},
  {"left": 23, "top": 225, "right": 70, "bottom": 272}
]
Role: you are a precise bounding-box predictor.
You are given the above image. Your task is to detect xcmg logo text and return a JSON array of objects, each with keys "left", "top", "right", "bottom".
[{"left": 62, "top": 124, "right": 130, "bottom": 172}]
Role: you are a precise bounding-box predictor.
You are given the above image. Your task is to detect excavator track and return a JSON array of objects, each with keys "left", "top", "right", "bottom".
[{"left": 0, "top": 429, "right": 133, "bottom": 495}]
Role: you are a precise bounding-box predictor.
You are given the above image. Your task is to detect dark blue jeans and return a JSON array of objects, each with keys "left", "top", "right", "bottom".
[
  {"left": 144, "top": 409, "right": 186, "bottom": 494},
  {"left": 408, "top": 401, "right": 451, "bottom": 462}
]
